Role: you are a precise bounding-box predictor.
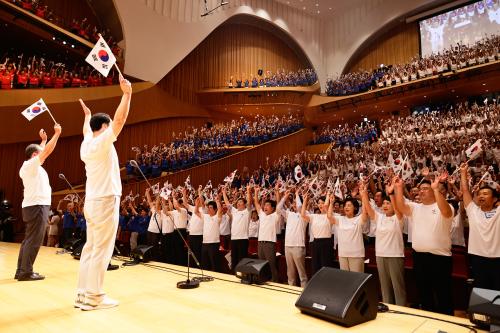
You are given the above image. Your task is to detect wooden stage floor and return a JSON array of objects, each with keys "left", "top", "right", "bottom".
[{"left": 0, "top": 242, "right": 483, "bottom": 333}]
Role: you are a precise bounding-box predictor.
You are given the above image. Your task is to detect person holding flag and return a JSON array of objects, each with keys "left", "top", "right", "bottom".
[
  {"left": 15, "top": 123, "right": 62, "bottom": 281},
  {"left": 76, "top": 73, "right": 132, "bottom": 311}
]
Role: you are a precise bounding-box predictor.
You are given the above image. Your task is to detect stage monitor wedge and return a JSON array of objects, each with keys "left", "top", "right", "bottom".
[
  {"left": 295, "top": 267, "right": 378, "bottom": 327},
  {"left": 235, "top": 258, "right": 271, "bottom": 285}
]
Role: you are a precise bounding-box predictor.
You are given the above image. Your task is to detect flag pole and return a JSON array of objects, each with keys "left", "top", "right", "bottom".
[{"left": 47, "top": 110, "right": 57, "bottom": 124}]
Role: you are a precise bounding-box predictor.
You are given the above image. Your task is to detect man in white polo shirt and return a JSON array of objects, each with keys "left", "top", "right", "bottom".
[
  {"left": 253, "top": 186, "right": 281, "bottom": 282},
  {"left": 394, "top": 174, "right": 454, "bottom": 315},
  {"left": 15, "top": 124, "right": 62, "bottom": 281},
  {"left": 460, "top": 163, "right": 500, "bottom": 291},
  {"left": 223, "top": 186, "right": 251, "bottom": 272},
  {"left": 279, "top": 189, "right": 308, "bottom": 287},
  {"left": 195, "top": 197, "right": 223, "bottom": 272},
  {"left": 76, "top": 74, "right": 132, "bottom": 311}
]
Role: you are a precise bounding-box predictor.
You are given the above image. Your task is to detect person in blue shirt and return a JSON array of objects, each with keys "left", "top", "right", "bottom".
[
  {"left": 127, "top": 204, "right": 150, "bottom": 251},
  {"left": 57, "top": 199, "right": 76, "bottom": 248}
]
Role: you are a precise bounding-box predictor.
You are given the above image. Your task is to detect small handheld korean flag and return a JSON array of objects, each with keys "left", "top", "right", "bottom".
[
  {"left": 85, "top": 35, "right": 116, "bottom": 77},
  {"left": 465, "top": 139, "right": 483, "bottom": 161},
  {"left": 22, "top": 98, "right": 49, "bottom": 121},
  {"left": 294, "top": 165, "right": 304, "bottom": 183}
]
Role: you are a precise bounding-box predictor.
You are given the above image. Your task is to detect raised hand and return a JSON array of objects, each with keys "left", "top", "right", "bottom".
[
  {"left": 39, "top": 128, "right": 47, "bottom": 141},
  {"left": 54, "top": 123, "right": 62, "bottom": 135},
  {"left": 385, "top": 177, "right": 396, "bottom": 194},
  {"left": 119, "top": 73, "right": 132, "bottom": 94},
  {"left": 79, "top": 99, "right": 91, "bottom": 116}
]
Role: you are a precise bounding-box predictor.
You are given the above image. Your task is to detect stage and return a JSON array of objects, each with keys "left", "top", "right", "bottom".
[{"left": 0, "top": 242, "right": 483, "bottom": 333}]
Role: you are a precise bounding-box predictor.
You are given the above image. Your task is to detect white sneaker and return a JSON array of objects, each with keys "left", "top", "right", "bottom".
[
  {"left": 74, "top": 294, "right": 85, "bottom": 308},
  {"left": 80, "top": 296, "right": 119, "bottom": 311}
]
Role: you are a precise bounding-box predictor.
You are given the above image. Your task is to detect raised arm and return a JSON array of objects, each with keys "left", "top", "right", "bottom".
[
  {"left": 431, "top": 173, "right": 453, "bottom": 218},
  {"left": 327, "top": 193, "right": 338, "bottom": 225},
  {"left": 246, "top": 186, "right": 252, "bottom": 209},
  {"left": 39, "top": 129, "right": 47, "bottom": 148},
  {"left": 300, "top": 193, "right": 311, "bottom": 223},
  {"left": 38, "top": 123, "right": 62, "bottom": 164},
  {"left": 253, "top": 186, "right": 262, "bottom": 214},
  {"left": 394, "top": 176, "right": 412, "bottom": 216},
  {"left": 360, "top": 181, "right": 376, "bottom": 221},
  {"left": 222, "top": 185, "right": 231, "bottom": 207},
  {"left": 459, "top": 163, "right": 473, "bottom": 208},
  {"left": 216, "top": 196, "right": 223, "bottom": 219},
  {"left": 111, "top": 74, "right": 132, "bottom": 138},
  {"left": 79, "top": 99, "right": 91, "bottom": 136},
  {"left": 145, "top": 188, "right": 154, "bottom": 210},
  {"left": 386, "top": 177, "right": 403, "bottom": 221}
]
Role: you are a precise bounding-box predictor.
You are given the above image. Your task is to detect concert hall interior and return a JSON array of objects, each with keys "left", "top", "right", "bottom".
[{"left": 0, "top": 0, "right": 499, "bottom": 332}]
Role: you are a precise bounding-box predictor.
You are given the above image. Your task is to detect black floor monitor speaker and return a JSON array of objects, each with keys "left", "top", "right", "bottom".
[
  {"left": 234, "top": 258, "right": 271, "bottom": 284},
  {"left": 468, "top": 287, "right": 500, "bottom": 332},
  {"left": 295, "top": 267, "right": 378, "bottom": 327}
]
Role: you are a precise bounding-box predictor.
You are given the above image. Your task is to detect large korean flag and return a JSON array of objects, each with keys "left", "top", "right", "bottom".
[{"left": 85, "top": 36, "right": 116, "bottom": 77}]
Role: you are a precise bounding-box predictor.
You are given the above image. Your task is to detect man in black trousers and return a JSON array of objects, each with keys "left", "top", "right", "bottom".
[{"left": 15, "top": 124, "right": 62, "bottom": 281}]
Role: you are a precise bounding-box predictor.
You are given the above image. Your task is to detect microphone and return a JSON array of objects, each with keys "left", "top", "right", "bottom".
[{"left": 59, "top": 173, "right": 82, "bottom": 202}]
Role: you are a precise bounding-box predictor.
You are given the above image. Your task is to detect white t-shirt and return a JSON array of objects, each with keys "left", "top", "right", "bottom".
[
  {"left": 373, "top": 211, "right": 404, "bottom": 257},
  {"left": 161, "top": 211, "right": 174, "bottom": 234},
  {"left": 48, "top": 215, "right": 59, "bottom": 236},
  {"left": 336, "top": 215, "right": 365, "bottom": 258},
  {"left": 187, "top": 204, "right": 204, "bottom": 235},
  {"left": 284, "top": 211, "right": 307, "bottom": 247},
  {"left": 308, "top": 213, "right": 332, "bottom": 239},
  {"left": 80, "top": 127, "right": 121, "bottom": 200},
  {"left": 450, "top": 211, "right": 466, "bottom": 247},
  {"left": 409, "top": 202, "right": 453, "bottom": 256},
  {"left": 202, "top": 213, "right": 221, "bottom": 244},
  {"left": 249, "top": 219, "right": 259, "bottom": 238},
  {"left": 147, "top": 208, "right": 162, "bottom": 233},
  {"left": 230, "top": 205, "right": 250, "bottom": 240},
  {"left": 466, "top": 203, "right": 500, "bottom": 258},
  {"left": 258, "top": 211, "right": 280, "bottom": 242},
  {"left": 171, "top": 208, "right": 188, "bottom": 229},
  {"left": 19, "top": 156, "right": 51, "bottom": 208},
  {"left": 219, "top": 213, "right": 231, "bottom": 236}
]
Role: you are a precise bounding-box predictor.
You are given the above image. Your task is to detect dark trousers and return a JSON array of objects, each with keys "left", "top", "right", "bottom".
[
  {"left": 470, "top": 254, "right": 500, "bottom": 291},
  {"left": 147, "top": 232, "right": 162, "bottom": 262},
  {"left": 312, "top": 238, "right": 334, "bottom": 275},
  {"left": 231, "top": 239, "right": 249, "bottom": 272},
  {"left": 258, "top": 241, "right": 278, "bottom": 282},
  {"left": 173, "top": 228, "right": 187, "bottom": 266},
  {"left": 61, "top": 227, "right": 74, "bottom": 248},
  {"left": 16, "top": 205, "right": 49, "bottom": 277},
  {"left": 202, "top": 243, "right": 219, "bottom": 272},
  {"left": 413, "top": 251, "right": 453, "bottom": 315},
  {"left": 188, "top": 234, "right": 203, "bottom": 267},
  {"left": 161, "top": 232, "right": 174, "bottom": 264}
]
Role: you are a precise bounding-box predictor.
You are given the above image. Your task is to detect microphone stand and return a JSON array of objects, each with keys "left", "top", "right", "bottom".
[{"left": 130, "top": 160, "right": 212, "bottom": 289}]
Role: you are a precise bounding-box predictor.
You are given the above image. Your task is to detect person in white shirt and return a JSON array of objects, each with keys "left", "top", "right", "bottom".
[
  {"left": 460, "top": 163, "right": 500, "bottom": 291},
  {"left": 145, "top": 188, "right": 162, "bottom": 261},
  {"left": 47, "top": 209, "right": 60, "bottom": 247},
  {"left": 168, "top": 196, "right": 189, "bottom": 266},
  {"left": 15, "top": 124, "right": 62, "bottom": 281},
  {"left": 183, "top": 188, "right": 204, "bottom": 265},
  {"left": 248, "top": 210, "right": 259, "bottom": 239},
  {"left": 327, "top": 194, "right": 367, "bottom": 273},
  {"left": 219, "top": 209, "right": 231, "bottom": 250},
  {"left": 253, "top": 186, "right": 281, "bottom": 282},
  {"left": 223, "top": 186, "right": 251, "bottom": 272},
  {"left": 301, "top": 193, "right": 334, "bottom": 274},
  {"left": 195, "top": 197, "right": 222, "bottom": 272},
  {"left": 394, "top": 174, "right": 454, "bottom": 315},
  {"left": 76, "top": 74, "right": 131, "bottom": 311},
  {"left": 361, "top": 178, "right": 406, "bottom": 306},
  {"left": 161, "top": 197, "right": 175, "bottom": 264},
  {"left": 280, "top": 189, "right": 308, "bottom": 287}
]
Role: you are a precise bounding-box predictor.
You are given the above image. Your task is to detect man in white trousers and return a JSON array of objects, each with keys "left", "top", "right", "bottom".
[{"left": 75, "top": 74, "right": 132, "bottom": 310}]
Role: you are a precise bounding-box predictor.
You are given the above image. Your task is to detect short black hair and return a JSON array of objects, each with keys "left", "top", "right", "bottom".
[
  {"left": 236, "top": 197, "right": 247, "bottom": 205},
  {"left": 419, "top": 179, "right": 432, "bottom": 187},
  {"left": 478, "top": 185, "right": 499, "bottom": 199},
  {"left": 25, "top": 144, "right": 41, "bottom": 159},
  {"left": 89, "top": 113, "right": 111, "bottom": 132},
  {"left": 207, "top": 201, "right": 217, "bottom": 210},
  {"left": 343, "top": 197, "right": 360, "bottom": 215},
  {"left": 264, "top": 199, "right": 277, "bottom": 210}
]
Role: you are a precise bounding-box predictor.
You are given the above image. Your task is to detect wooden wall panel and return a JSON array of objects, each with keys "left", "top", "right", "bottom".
[
  {"left": 159, "top": 23, "right": 312, "bottom": 104},
  {"left": 122, "top": 129, "right": 311, "bottom": 199},
  {"left": 344, "top": 22, "right": 420, "bottom": 74}
]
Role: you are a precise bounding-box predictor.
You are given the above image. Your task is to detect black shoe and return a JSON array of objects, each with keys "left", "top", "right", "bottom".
[
  {"left": 107, "top": 264, "right": 119, "bottom": 271},
  {"left": 18, "top": 272, "right": 45, "bottom": 281}
]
